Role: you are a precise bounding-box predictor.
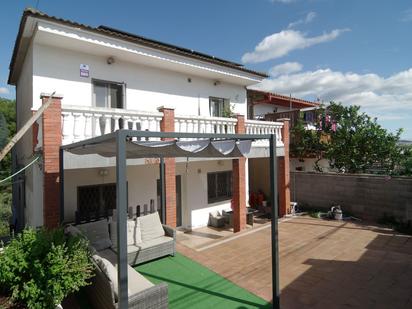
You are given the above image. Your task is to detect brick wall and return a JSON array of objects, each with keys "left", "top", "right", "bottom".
[
  {"left": 278, "top": 119, "right": 290, "bottom": 216},
  {"left": 158, "top": 106, "right": 177, "bottom": 227},
  {"left": 232, "top": 114, "right": 246, "bottom": 232},
  {"left": 291, "top": 172, "right": 412, "bottom": 221},
  {"left": 41, "top": 94, "right": 63, "bottom": 228}
]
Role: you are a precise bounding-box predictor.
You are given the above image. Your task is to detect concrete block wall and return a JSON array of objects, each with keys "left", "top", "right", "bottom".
[{"left": 290, "top": 172, "right": 412, "bottom": 222}]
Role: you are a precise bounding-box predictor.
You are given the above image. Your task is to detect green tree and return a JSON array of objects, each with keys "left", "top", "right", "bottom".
[
  {"left": 0, "top": 97, "right": 16, "bottom": 237},
  {"left": 0, "top": 97, "right": 16, "bottom": 176},
  {"left": 291, "top": 102, "right": 406, "bottom": 174}
]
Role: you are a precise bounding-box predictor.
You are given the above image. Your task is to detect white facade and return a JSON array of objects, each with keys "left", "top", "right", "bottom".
[
  {"left": 11, "top": 14, "right": 282, "bottom": 229},
  {"left": 252, "top": 103, "right": 291, "bottom": 119}
]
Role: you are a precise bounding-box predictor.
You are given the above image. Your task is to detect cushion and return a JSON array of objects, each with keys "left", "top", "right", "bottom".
[
  {"left": 94, "top": 250, "right": 151, "bottom": 300},
  {"left": 210, "top": 210, "right": 221, "bottom": 218},
  {"left": 65, "top": 225, "right": 83, "bottom": 237},
  {"left": 128, "top": 267, "right": 154, "bottom": 295},
  {"left": 93, "top": 255, "right": 118, "bottom": 298},
  {"left": 138, "top": 212, "right": 165, "bottom": 242},
  {"left": 110, "top": 219, "right": 141, "bottom": 248},
  {"left": 77, "top": 220, "right": 112, "bottom": 251}
]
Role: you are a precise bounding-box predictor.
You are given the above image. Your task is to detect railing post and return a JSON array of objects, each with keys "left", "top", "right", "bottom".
[
  {"left": 41, "top": 93, "right": 63, "bottom": 228},
  {"left": 232, "top": 114, "right": 247, "bottom": 233},
  {"left": 277, "top": 118, "right": 290, "bottom": 217},
  {"left": 157, "top": 105, "right": 177, "bottom": 227}
]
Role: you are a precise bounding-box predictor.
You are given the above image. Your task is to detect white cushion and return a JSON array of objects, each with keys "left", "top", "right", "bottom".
[
  {"left": 134, "top": 236, "right": 173, "bottom": 251},
  {"left": 128, "top": 267, "right": 154, "bottom": 294},
  {"left": 93, "top": 255, "right": 118, "bottom": 298},
  {"left": 210, "top": 210, "right": 221, "bottom": 217},
  {"left": 94, "top": 250, "right": 151, "bottom": 300},
  {"left": 77, "top": 220, "right": 112, "bottom": 251},
  {"left": 110, "top": 219, "right": 141, "bottom": 247},
  {"left": 138, "top": 212, "right": 165, "bottom": 242},
  {"left": 65, "top": 225, "right": 83, "bottom": 237}
]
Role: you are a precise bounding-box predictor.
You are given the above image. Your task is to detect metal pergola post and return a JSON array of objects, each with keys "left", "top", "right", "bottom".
[
  {"left": 159, "top": 157, "right": 166, "bottom": 224},
  {"left": 59, "top": 148, "right": 64, "bottom": 224},
  {"left": 60, "top": 129, "right": 281, "bottom": 309},
  {"left": 270, "top": 134, "right": 280, "bottom": 308},
  {"left": 116, "top": 130, "right": 129, "bottom": 308}
]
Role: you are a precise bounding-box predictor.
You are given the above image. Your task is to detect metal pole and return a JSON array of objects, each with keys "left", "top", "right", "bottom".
[
  {"left": 116, "top": 131, "right": 128, "bottom": 309},
  {"left": 59, "top": 148, "right": 64, "bottom": 224},
  {"left": 270, "top": 134, "right": 280, "bottom": 309},
  {"left": 159, "top": 157, "right": 166, "bottom": 224}
]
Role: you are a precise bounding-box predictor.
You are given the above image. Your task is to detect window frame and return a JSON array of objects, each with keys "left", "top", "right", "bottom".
[
  {"left": 209, "top": 96, "right": 230, "bottom": 117},
  {"left": 92, "top": 79, "right": 126, "bottom": 109},
  {"left": 207, "top": 170, "right": 232, "bottom": 204}
]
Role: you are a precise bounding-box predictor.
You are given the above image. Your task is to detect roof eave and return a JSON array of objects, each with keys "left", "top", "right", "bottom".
[{"left": 8, "top": 8, "right": 268, "bottom": 85}]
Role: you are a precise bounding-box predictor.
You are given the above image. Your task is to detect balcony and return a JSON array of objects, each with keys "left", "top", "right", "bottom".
[{"left": 60, "top": 106, "right": 284, "bottom": 147}]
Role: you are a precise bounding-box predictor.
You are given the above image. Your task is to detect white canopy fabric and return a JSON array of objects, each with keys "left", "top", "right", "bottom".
[{"left": 65, "top": 138, "right": 252, "bottom": 158}]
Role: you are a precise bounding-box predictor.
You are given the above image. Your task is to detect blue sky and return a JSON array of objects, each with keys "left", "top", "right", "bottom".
[{"left": 1, "top": 0, "right": 411, "bottom": 139}]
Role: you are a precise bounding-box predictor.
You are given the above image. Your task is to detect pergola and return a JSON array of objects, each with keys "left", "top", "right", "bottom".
[{"left": 60, "top": 130, "right": 280, "bottom": 309}]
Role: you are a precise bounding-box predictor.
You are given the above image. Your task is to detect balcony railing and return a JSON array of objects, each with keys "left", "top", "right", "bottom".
[
  {"left": 245, "top": 120, "right": 283, "bottom": 146},
  {"left": 61, "top": 106, "right": 284, "bottom": 146},
  {"left": 174, "top": 115, "right": 237, "bottom": 140},
  {"left": 61, "top": 106, "right": 163, "bottom": 144}
]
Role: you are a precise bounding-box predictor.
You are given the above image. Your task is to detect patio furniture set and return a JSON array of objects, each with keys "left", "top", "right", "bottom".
[
  {"left": 209, "top": 207, "right": 257, "bottom": 228},
  {"left": 66, "top": 211, "right": 175, "bottom": 309}
]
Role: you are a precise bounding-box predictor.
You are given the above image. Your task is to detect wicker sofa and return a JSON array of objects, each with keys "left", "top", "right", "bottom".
[{"left": 67, "top": 212, "right": 175, "bottom": 308}]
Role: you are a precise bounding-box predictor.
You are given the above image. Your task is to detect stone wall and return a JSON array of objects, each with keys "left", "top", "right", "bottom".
[{"left": 290, "top": 172, "right": 412, "bottom": 222}]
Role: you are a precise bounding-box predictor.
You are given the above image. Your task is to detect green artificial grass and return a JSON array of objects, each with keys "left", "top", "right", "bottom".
[{"left": 136, "top": 253, "right": 271, "bottom": 309}]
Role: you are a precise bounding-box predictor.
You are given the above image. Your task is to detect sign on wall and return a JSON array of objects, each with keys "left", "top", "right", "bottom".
[{"left": 80, "top": 64, "right": 89, "bottom": 77}]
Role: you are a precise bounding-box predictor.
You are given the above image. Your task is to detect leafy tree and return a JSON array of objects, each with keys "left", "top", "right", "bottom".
[
  {"left": 0, "top": 228, "right": 94, "bottom": 308},
  {"left": 0, "top": 98, "right": 16, "bottom": 237},
  {"left": 291, "top": 102, "right": 406, "bottom": 174},
  {"left": 0, "top": 98, "right": 16, "bottom": 176},
  {"left": 326, "top": 103, "right": 402, "bottom": 173}
]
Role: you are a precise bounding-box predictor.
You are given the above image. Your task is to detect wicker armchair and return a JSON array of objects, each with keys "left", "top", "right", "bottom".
[{"left": 208, "top": 210, "right": 225, "bottom": 228}]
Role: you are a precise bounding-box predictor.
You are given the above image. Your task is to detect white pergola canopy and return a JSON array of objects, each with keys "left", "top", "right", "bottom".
[{"left": 65, "top": 138, "right": 252, "bottom": 158}]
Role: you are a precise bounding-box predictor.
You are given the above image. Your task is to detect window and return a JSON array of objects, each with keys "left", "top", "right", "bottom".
[
  {"left": 77, "top": 183, "right": 128, "bottom": 215},
  {"left": 209, "top": 97, "right": 230, "bottom": 117},
  {"left": 93, "top": 80, "right": 124, "bottom": 109},
  {"left": 207, "top": 171, "right": 232, "bottom": 203}
]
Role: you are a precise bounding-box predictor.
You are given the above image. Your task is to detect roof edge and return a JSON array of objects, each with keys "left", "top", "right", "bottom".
[{"left": 8, "top": 8, "right": 268, "bottom": 85}]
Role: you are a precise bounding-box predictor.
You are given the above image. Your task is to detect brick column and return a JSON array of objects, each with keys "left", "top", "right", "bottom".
[
  {"left": 278, "top": 119, "right": 290, "bottom": 217},
  {"left": 157, "top": 106, "right": 177, "bottom": 227},
  {"left": 232, "top": 114, "right": 246, "bottom": 232},
  {"left": 41, "top": 93, "right": 63, "bottom": 228}
]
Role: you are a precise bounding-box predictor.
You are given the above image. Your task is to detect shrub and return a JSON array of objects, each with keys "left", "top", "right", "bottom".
[{"left": 0, "top": 228, "right": 94, "bottom": 308}]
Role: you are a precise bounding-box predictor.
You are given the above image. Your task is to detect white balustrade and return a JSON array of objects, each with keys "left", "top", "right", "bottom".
[
  {"left": 61, "top": 106, "right": 163, "bottom": 145},
  {"left": 61, "top": 106, "right": 285, "bottom": 147},
  {"left": 245, "top": 120, "right": 284, "bottom": 146},
  {"left": 174, "top": 115, "right": 237, "bottom": 140}
]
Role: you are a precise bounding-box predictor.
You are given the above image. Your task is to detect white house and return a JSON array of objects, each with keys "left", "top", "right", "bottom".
[{"left": 8, "top": 8, "right": 290, "bottom": 232}]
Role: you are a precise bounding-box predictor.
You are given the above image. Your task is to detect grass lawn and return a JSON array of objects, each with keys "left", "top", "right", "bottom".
[{"left": 136, "top": 253, "right": 271, "bottom": 309}]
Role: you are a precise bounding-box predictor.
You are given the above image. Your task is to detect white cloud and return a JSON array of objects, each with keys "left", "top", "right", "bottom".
[
  {"left": 242, "top": 28, "right": 350, "bottom": 63},
  {"left": 400, "top": 9, "right": 412, "bottom": 22},
  {"left": 288, "top": 11, "right": 317, "bottom": 29},
  {"left": 269, "top": 62, "right": 303, "bottom": 76},
  {"left": 251, "top": 68, "right": 412, "bottom": 120},
  {"left": 0, "top": 87, "right": 9, "bottom": 95}
]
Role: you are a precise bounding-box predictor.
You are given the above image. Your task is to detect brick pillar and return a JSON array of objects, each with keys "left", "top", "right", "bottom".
[
  {"left": 157, "top": 106, "right": 177, "bottom": 227},
  {"left": 232, "top": 114, "right": 246, "bottom": 232},
  {"left": 41, "top": 93, "right": 63, "bottom": 228},
  {"left": 278, "top": 119, "right": 290, "bottom": 217}
]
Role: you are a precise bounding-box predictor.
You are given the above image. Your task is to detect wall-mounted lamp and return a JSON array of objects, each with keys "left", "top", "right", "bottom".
[{"left": 107, "top": 56, "right": 115, "bottom": 65}]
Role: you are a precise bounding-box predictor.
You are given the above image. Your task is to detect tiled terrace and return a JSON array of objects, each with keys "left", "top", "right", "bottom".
[{"left": 177, "top": 216, "right": 412, "bottom": 309}]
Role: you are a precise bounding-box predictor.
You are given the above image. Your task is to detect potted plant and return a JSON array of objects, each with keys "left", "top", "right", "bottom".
[{"left": 0, "top": 227, "right": 94, "bottom": 309}]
